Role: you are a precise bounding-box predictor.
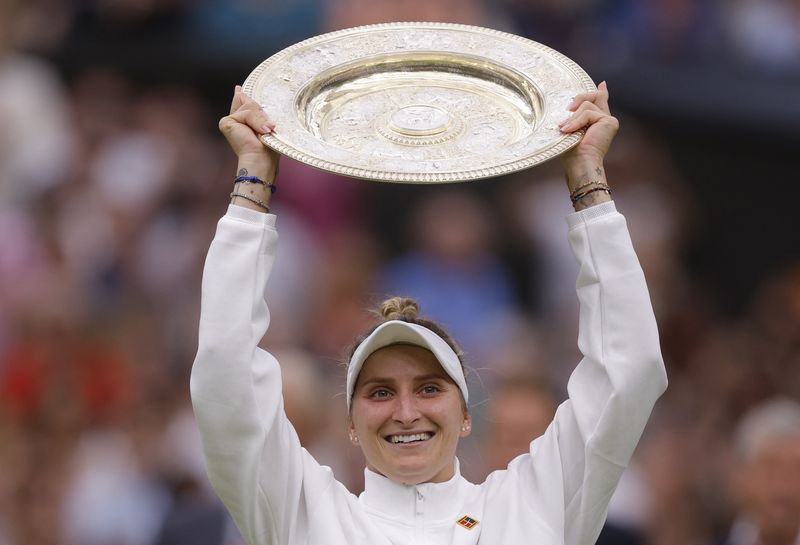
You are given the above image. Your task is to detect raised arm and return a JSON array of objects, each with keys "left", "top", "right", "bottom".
[
  {"left": 552, "top": 81, "right": 667, "bottom": 544},
  {"left": 190, "top": 89, "right": 339, "bottom": 545},
  {"left": 485, "top": 82, "right": 667, "bottom": 545}
]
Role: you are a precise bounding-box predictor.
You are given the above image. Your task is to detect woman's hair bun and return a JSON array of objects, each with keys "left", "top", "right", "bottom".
[{"left": 378, "top": 296, "right": 420, "bottom": 321}]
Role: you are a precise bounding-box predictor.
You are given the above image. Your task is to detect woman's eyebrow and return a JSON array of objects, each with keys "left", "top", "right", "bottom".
[
  {"left": 356, "top": 377, "right": 396, "bottom": 389},
  {"left": 357, "top": 373, "right": 450, "bottom": 389},
  {"left": 414, "top": 373, "right": 450, "bottom": 383}
]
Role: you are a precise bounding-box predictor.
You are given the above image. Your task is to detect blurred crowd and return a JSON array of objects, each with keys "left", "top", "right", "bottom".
[
  {"left": 5, "top": 0, "right": 800, "bottom": 73},
  {"left": 1, "top": 0, "right": 799, "bottom": 545}
]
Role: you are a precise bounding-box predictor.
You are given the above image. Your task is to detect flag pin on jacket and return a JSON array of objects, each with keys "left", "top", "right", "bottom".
[{"left": 456, "top": 515, "right": 479, "bottom": 530}]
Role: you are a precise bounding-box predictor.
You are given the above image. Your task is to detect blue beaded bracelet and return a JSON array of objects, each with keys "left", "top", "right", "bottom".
[{"left": 234, "top": 175, "right": 277, "bottom": 194}]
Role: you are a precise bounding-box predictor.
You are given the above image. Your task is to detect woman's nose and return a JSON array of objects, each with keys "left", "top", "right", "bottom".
[{"left": 392, "top": 392, "right": 421, "bottom": 424}]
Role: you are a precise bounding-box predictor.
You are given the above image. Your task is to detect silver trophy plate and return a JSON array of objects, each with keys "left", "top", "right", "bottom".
[{"left": 243, "top": 22, "right": 595, "bottom": 183}]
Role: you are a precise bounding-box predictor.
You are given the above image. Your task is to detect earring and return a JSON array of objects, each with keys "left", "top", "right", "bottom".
[{"left": 349, "top": 432, "right": 359, "bottom": 444}]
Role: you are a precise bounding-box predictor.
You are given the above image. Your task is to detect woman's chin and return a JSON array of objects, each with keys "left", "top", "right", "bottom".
[{"left": 379, "top": 458, "right": 453, "bottom": 485}]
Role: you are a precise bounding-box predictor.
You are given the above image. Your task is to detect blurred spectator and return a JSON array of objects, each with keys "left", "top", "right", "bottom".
[
  {"left": 721, "top": 397, "right": 800, "bottom": 545},
  {"left": 257, "top": 207, "right": 323, "bottom": 348},
  {"left": 306, "top": 227, "right": 381, "bottom": 362},
  {"left": 480, "top": 376, "right": 556, "bottom": 473},
  {"left": 724, "top": 0, "right": 800, "bottom": 72},
  {"left": 636, "top": 402, "right": 730, "bottom": 545},
  {"left": 61, "top": 430, "right": 170, "bottom": 545},
  {"left": 376, "top": 188, "right": 519, "bottom": 364},
  {"left": 276, "top": 347, "right": 367, "bottom": 493},
  {"left": 152, "top": 476, "right": 228, "bottom": 545},
  {"left": 0, "top": 0, "right": 75, "bottom": 205},
  {"left": 737, "top": 262, "right": 800, "bottom": 401},
  {"left": 276, "top": 348, "right": 326, "bottom": 447}
]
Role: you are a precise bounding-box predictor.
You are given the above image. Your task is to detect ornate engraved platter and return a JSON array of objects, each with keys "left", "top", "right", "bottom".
[{"left": 243, "top": 22, "right": 595, "bottom": 183}]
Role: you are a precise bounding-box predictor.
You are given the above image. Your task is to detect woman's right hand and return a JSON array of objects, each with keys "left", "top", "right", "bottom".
[{"left": 218, "top": 85, "right": 280, "bottom": 184}]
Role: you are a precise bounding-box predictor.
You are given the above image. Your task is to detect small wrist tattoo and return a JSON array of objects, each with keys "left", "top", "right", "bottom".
[
  {"left": 595, "top": 167, "right": 603, "bottom": 176},
  {"left": 237, "top": 168, "right": 249, "bottom": 177}
]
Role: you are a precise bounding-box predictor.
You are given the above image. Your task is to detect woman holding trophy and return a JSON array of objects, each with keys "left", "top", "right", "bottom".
[{"left": 190, "top": 70, "right": 667, "bottom": 545}]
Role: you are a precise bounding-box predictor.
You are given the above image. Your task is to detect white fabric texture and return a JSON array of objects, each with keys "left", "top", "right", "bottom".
[{"left": 190, "top": 201, "right": 668, "bottom": 545}]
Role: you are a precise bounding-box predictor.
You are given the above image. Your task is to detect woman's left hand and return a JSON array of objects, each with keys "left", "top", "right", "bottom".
[{"left": 558, "top": 81, "right": 619, "bottom": 189}]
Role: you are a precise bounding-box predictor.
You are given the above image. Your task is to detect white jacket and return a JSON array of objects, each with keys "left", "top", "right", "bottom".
[{"left": 191, "top": 201, "right": 667, "bottom": 545}]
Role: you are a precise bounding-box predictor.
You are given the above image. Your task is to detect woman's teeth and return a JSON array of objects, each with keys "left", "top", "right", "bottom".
[{"left": 389, "top": 432, "right": 432, "bottom": 444}]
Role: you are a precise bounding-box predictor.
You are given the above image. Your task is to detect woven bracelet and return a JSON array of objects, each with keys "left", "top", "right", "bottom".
[
  {"left": 230, "top": 192, "right": 270, "bottom": 212},
  {"left": 234, "top": 175, "right": 277, "bottom": 194},
  {"left": 569, "top": 180, "right": 610, "bottom": 200},
  {"left": 570, "top": 185, "right": 612, "bottom": 204},
  {"left": 569, "top": 180, "right": 606, "bottom": 196}
]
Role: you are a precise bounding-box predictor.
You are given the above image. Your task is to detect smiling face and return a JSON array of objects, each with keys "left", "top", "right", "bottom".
[{"left": 349, "top": 344, "right": 471, "bottom": 485}]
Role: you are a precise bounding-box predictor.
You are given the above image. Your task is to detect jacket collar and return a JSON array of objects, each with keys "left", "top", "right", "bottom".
[{"left": 359, "top": 459, "right": 470, "bottom": 524}]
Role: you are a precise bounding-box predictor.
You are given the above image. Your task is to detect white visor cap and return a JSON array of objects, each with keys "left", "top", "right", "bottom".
[{"left": 346, "top": 320, "right": 468, "bottom": 412}]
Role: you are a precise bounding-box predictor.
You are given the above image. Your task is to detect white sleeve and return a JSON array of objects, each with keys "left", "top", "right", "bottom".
[
  {"left": 190, "top": 205, "right": 338, "bottom": 545},
  {"left": 499, "top": 201, "right": 668, "bottom": 545}
]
